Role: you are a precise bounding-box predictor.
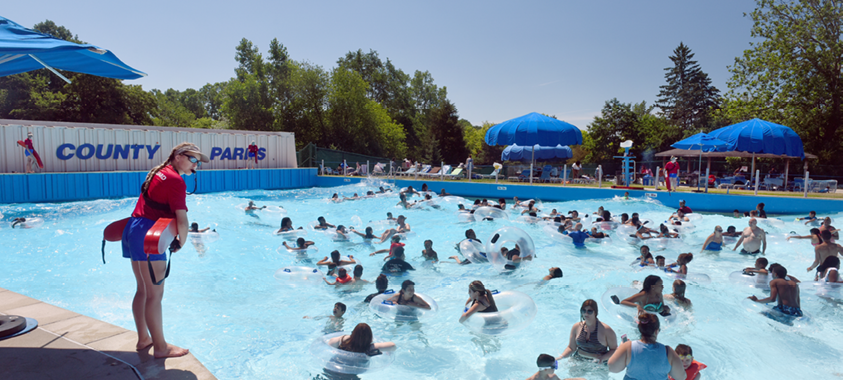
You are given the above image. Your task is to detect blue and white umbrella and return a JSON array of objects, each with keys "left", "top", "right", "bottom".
[{"left": 671, "top": 133, "right": 729, "bottom": 191}]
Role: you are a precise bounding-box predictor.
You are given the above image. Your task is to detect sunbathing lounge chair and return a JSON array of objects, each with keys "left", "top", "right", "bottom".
[
  {"left": 445, "top": 167, "right": 463, "bottom": 179},
  {"left": 479, "top": 168, "right": 500, "bottom": 180},
  {"left": 400, "top": 167, "right": 417, "bottom": 177},
  {"left": 423, "top": 167, "right": 441, "bottom": 177},
  {"left": 508, "top": 169, "right": 530, "bottom": 182}
]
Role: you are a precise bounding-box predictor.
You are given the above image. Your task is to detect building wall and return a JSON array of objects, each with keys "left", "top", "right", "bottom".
[
  {"left": 315, "top": 176, "right": 843, "bottom": 214},
  {"left": 1, "top": 120, "right": 297, "bottom": 173},
  {"left": 0, "top": 168, "right": 316, "bottom": 203}
]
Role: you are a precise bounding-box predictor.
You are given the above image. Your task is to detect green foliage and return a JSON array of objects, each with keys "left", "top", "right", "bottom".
[
  {"left": 429, "top": 100, "right": 468, "bottom": 164},
  {"left": 656, "top": 43, "right": 721, "bottom": 131},
  {"left": 721, "top": 0, "right": 843, "bottom": 171}
]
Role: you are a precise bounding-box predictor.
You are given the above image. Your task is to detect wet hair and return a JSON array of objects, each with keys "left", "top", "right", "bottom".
[
  {"left": 336, "top": 225, "right": 346, "bottom": 232},
  {"left": 675, "top": 344, "right": 692, "bottom": 356},
  {"left": 337, "top": 268, "right": 348, "bottom": 278},
  {"left": 392, "top": 246, "right": 405, "bottom": 259},
  {"left": 602, "top": 210, "right": 611, "bottom": 220},
  {"left": 818, "top": 256, "right": 841, "bottom": 274},
  {"left": 672, "top": 279, "right": 686, "bottom": 297},
  {"left": 727, "top": 226, "right": 736, "bottom": 232},
  {"left": 677, "top": 253, "right": 693, "bottom": 265},
  {"left": 387, "top": 212, "right": 393, "bottom": 218},
  {"left": 821, "top": 230, "right": 833, "bottom": 241},
  {"left": 554, "top": 216, "right": 563, "bottom": 223},
  {"left": 621, "top": 213, "right": 629, "bottom": 223},
  {"left": 771, "top": 263, "right": 787, "bottom": 279},
  {"left": 458, "top": 204, "right": 465, "bottom": 209},
  {"left": 401, "top": 279, "right": 414, "bottom": 291},
  {"left": 391, "top": 234, "right": 401, "bottom": 242},
  {"left": 469, "top": 280, "right": 497, "bottom": 310},
  {"left": 810, "top": 211, "right": 816, "bottom": 215},
  {"left": 339, "top": 323, "right": 373, "bottom": 353},
  {"left": 473, "top": 199, "right": 481, "bottom": 205},
  {"left": 190, "top": 222, "right": 199, "bottom": 231},
  {"left": 537, "top": 353, "right": 555, "bottom": 368},
  {"left": 141, "top": 142, "right": 202, "bottom": 194},
  {"left": 281, "top": 217, "right": 292, "bottom": 228},
  {"left": 335, "top": 302, "right": 347, "bottom": 313},
  {"left": 757, "top": 202, "right": 765, "bottom": 209},
  {"left": 330, "top": 250, "right": 341, "bottom": 263},
  {"left": 466, "top": 229, "right": 477, "bottom": 239},
  {"left": 551, "top": 268, "right": 563, "bottom": 278},
  {"left": 642, "top": 275, "right": 662, "bottom": 292},
  {"left": 365, "top": 227, "right": 374, "bottom": 238},
  {"left": 296, "top": 237, "right": 306, "bottom": 248},
  {"left": 581, "top": 299, "right": 598, "bottom": 318},
  {"left": 353, "top": 264, "right": 364, "bottom": 278},
  {"left": 498, "top": 198, "right": 505, "bottom": 204},
  {"left": 375, "top": 274, "right": 388, "bottom": 291},
  {"left": 756, "top": 257, "right": 768, "bottom": 268},
  {"left": 640, "top": 245, "right": 650, "bottom": 253},
  {"left": 424, "top": 239, "right": 433, "bottom": 246},
  {"left": 332, "top": 193, "right": 338, "bottom": 198},
  {"left": 637, "top": 313, "right": 660, "bottom": 344},
  {"left": 660, "top": 224, "right": 669, "bottom": 234},
  {"left": 655, "top": 255, "right": 665, "bottom": 262},
  {"left": 318, "top": 216, "right": 326, "bottom": 223}
]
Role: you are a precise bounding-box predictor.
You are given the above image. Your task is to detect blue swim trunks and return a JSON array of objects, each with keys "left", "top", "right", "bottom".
[
  {"left": 122, "top": 217, "right": 167, "bottom": 261},
  {"left": 773, "top": 304, "right": 803, "bottom": 317}
]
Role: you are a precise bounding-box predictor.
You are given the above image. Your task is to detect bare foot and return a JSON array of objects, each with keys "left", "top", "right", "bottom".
[
  {"left": 154, "top": 344, "right": 189, "bottom": 358},
  {"left": 136, "top": 337, "right": 153, "bottom": 351}
]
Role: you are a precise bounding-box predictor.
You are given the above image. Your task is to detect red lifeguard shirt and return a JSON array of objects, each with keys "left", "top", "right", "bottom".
[
  {"left": 665, "top": 161, "right": 679, "bottom": 175},
  {"left": 132, "top": 165, "right": 187, "bottom": 220}
]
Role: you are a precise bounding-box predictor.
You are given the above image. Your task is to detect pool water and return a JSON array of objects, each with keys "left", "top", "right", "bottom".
[{"left": 2, "top": 179, "right": 843, "bottom": 379}]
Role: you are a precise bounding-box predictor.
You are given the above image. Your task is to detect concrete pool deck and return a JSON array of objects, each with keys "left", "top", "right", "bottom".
[{"left": 0, "top": 287, "right": 216, "bottom": 380}]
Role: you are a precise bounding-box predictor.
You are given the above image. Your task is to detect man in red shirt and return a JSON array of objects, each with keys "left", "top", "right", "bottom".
[
  {"left": 664, "top": 156, "right": 679, "bottom": 192},
  {"left": 678, "top": 200, "right": 693, "bottom": 214},
  {"left": 247, "top": 141, "right": 259, "bottom": 169}
]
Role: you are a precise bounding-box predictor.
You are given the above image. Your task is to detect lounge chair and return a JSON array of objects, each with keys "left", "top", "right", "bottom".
[
  {"left": 437, "top": 165, "right": 452, "bottom": 179},
  {"left": 423, "top": 167, "right": 441, "bottom": 177},
  {"left": 400, "top": 167, "right": 417, "bottom": 177},
  {"left": 508, "top": 169, "right": 531, "bottom": 182},
  {"left": 479, "top": 168, "right": 500, "bottom": 180},
  {"left": 417, "top": 165, "right": 432, "bottom": 176},
  {"left": 538, "top": 165, "right": 552, "bottom": 183},
  {"left": 445, "top": 167, "right": 463, "bottom": 179}
]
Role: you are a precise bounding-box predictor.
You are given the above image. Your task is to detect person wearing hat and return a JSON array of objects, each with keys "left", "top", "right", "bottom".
[
  {"left": 678, "top": 200, "right": 692, "bottom": 214},
  {"left": 121, "top": 142, "right": 208, "bottom": 359},
  {"left": 247, "top": 141, "right": 259, "bottom": 169},
  {"left": 22, "top": 131, "right": 43, "bottom": 173},
  {"left": 664, "top": 156, "right": 679, "bottom": 193}
]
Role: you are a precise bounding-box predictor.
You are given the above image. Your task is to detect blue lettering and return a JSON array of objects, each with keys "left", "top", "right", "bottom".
[
  {"left": 220, "top": 148, "right": 233, "bottom": 160},
  {"left": 146, "top": 145, "right": 161, "bottom": 159},
  {"left": 210, "top": 147, "right": 223, "bottom": 160},
  {"left": 95, "top": 144, "right": 113, "bottom": 159},
  {"left": 76, "top": 144, "right": 95, "bottom": 159},
  {"left": 257, "top": 148, "right": 266, "bottom": 160},
  {"left": 57, "top": 144, "right": 75, "bottom": 160},
  {"left": 131, "top": 145, "right": 144, "bottom": 159},
  {"left": 113, "top": 144, "right": 130, "bottom": 159},
  {"left": 233, "top": 147, "right": 245, "bottom": 160}
]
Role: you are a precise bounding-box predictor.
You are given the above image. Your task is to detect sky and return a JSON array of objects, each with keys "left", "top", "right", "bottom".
[{"left": 5, "top": 1, "right": 759, "bottom": 128}]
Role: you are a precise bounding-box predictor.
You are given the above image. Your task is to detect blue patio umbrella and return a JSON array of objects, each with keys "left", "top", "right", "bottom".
[
  {"left": 485, "top": 112, "right": 583, "bottom": 147},
  {"left": 671, "top": 133, "right": 729, "bottom": 191},
  {"left": 708, "top": 118, "right": 805, "bottom": 182},
  {"left": 0, "top": 16, "right": 146, "bottom": 83},
  {"left": 501, "top": 144, "right": 573, "bottom": 162}
]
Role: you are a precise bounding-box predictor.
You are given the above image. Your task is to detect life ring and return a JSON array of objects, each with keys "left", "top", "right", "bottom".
[
  {"left": 309, "top": 332, "right": 395, "bottom": 375},
  {"left": 665, "top": 222, "right": 694, "bottom": 234},
  {"left": 662, "top": 268, "right": 712, "bottom": 284},
  {"left": 542, "top": 224, "right": 568, "bottom": 244},
  {"left": 238, "top": 203, "right": 287, "bottom": 215},
  {"left": 648, "top": 237, "right": 684, "bottom": 250},
  {"left": 431, "top": 196, "right": 470, "bottom": 209},
  {"left": 685, "top": 213, "right": 703, "bottom": 221},
  {"left": 517, "top": 215, "right": 543, "bottom": 224},
  {"left": 458, "top": 239, "right": 488, "bottom": 263},
  {"left": 586, "top": 235, "right": 613, "bottom": 245},
  {"left": 456, "top": 212, "right": 475, "bottom": 223},
  {"left": 368, "top": 292, "right": 439, "bottom": 321},
  {"left": 486, "top": 226, "right": 535, "bottom": 271},
  {"left": 367, "top": 219, "right": 397, "bottom": 232},
  {"left": 188, "top": 230, "right": 220, "bottom": 243},
  {"left": 600, "top": 287, "right": 677, "bottom": 326},
  {"left": 274, "top": 266, "right": 324, "bottom": 286},
  {"left": 740, "top": 298, "right": 811, "bottom": 328},
  {"left": 723, "top": 235, "right": 739, "bottom": 244},
  {"left": 275, "top": 229, "right": 308, "bottom": 240},
  {"left": 277, "top": 245, "right": 318, "bottom": 255},
  {"left": 0, "top": 315, "right": 38, "bottom": 341},
  {"left": 10, "top": 217, "right": 44, "bottom": 229},
  {"left": 596, "top": 221, "right": 619, "bottom": 231},
  {"left": 474, "top": 207, "right": 508, "bottom": 220},
  {"left": 800, "top": 281, "right": 843, "bottom": 300},
  {"left": 461, "top": 290, "right": 537, "bottom": 336},
  {"left": 729, "top": 270, "right": 772, "bottom": 290}
]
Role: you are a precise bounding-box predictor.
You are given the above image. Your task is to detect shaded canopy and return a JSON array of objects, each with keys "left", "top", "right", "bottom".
[
  {"left": 708, "top": 118, "right": 805, "bottom": 159},
  {"left": 655, "top": 148, "right": 816, "bottom": 160},
  {"left": 485, "top": 112, "right": 583, "bottom": 147},
  {"left": 0, "top": 16, "right": 146, "bottom": 80},
  {"left": 671, "top": 133, "right": 728, "bottom": 153},
  {"left": 501, "top": 144, "right": 573, "bottom": 162}
]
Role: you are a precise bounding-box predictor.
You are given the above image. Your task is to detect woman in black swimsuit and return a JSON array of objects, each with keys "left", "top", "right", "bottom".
[
  {"left": 459, "top": 280, "right": 498, "bottom": 323},
  {"left": 386, "top": 280, "right": 431, "bottom": 309},
  {"left": 558, "top": 299, "right": 618, "bottom": 364}
]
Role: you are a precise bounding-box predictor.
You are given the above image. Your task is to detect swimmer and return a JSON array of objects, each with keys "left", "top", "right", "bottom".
[
  {"left": 678, "top": 200, "right": 693, "bottom": 214},
  {"left": 420, "top": 183, "right": 429, "bottom": 192},
  {"left": 635, "top": 246, "right": 655, "bottom": 266},
  {"left": 363, "top": 274, "right": 389, "bottom": 303},
  {"left": 594, "top": 206, "right": 605, "bottom": 216},
  {"left": 755, "top": 202, "right": 767, "bottom": 218},
  {"left": 543, "top": 267, "right": 563, "bottom": 281},
  {"left": 788, "top": 228, "right": 823, "bottom": 246},
  {"left": 743, "top": 257, "right": 769, "bottom": 275},
  {"left": 421, "top": 240, "right": 438, "bottom": 262},
  {"left": 459, "top": 280, "right": 498, "bottom": 323},
  {"left": 313, "top": 216, "right": 335, "bottom": 230},
  {"left": 397, "top": 193, "right": 410, "bottom": 209},
  {"left": 722, "top": 225, "right": 740, "bottom": 238},
  {"left": 457, "top": 204, "right": 470, "bottom": 213},
  {"left": 632, "top": 219, "right": 655, "bottom": 240},
  {"left": 596, "top": 210, "right": 612, "bottom": 223},
  {"left": 807, "top": 230, "right": 843, "bottom": 272},
  {"left": 654, "top": 256, "right": 666, "bottom": 269},
  {"left": 658, "top": 224, "right": 679, "bottom": 239},
  {"left": 526, "top": 354, "right": 562, "bottom": 380},
  {"left": 623, "top": 191, "right": 630, "bottom": 200},
  {"left": 557, "top": 299, "right": 618, "bottom": 364},
  {"left": 381, "top": 247, "right": 415, "bottom": 273},
  {"left": 276, "top": 217, "right": 302, "bottom": 233},
  {"left": 400, "top": 186, "right": 420, "bottom": 196},
  {"left": 675, "top": 344, "right": 707, "bottom": 380},
  {"left": 364, "top": 191, "right": 375, "bottom": 198},
  {"left": 543, "top": 209, "right": 559, "bottom": 220},
  {"left": 317, "top": 250, "right": 357, "bottom": 276},
  {"left": 282, "top": 237, "right": 316, "bottom": 251},
  {"left": 188, "top": 222, "right": 211, "bottom": 233},
  {"left": 817, "top": 256, "right": 842, "bottom": 283},
  {"left": 669, "top": 210, "right": 690, "bottom": 223},
  {"left": 386, "top": 212, "right": 396, "bottom": 221},
  {"left": 11, "top": 217, "right": 27, "bottom": 228},
  {"left": 733, "top": 209, "right": 741, "bottom": 218},
  {"left": 370, "top": 235, "right": 405, "bottom": 260},
  {"left": 351, "top": 265, "right": 369, "bottom": 284},
  {"left": 385, "top": 280, "right": 431, "bottom": 309},
  {"left": 521, "top": 200, "right": 540, "bottom": 215},
  {"left": 748, "top": 264, "right": 803, "bottom": 317},
  {"left": 495, "top": 198, "right": 507, "bottom": 210},
  {"left": 797, "top": 210, "right": 818, "bottom": 225},
  {"left": 564, "top": 223, "right": 590, "bottom": 248},
  {"left": 619, "top": 213, "right": 631, "bottom": 225},
  {"left": 589, "top": 227, "right": 607, "bottom": 239},
  {"left": 621, "top": 275, "right": 671, "bottom": 316},
  {"left": 439, "top": 189, "right": 451, "bottom": 197},
  {"left": 568, "top": 210, "right": 581, "bottom": 222},
  {"left": 245, "top": 200, "right": 267, "bottom": 212},
  {"left": 330, "top": 193, "right": 341, "bottom": 202},
  {"left": 304, "top": 302, "right": 347, "bottom": 321},
  {"left": 665, "top": 253, "right": 693, "bottom": 275},
  {"left": 324, "top": 267, "right": 354, "bottom": 286},
  {"left": 343, "top": 193, "right": 360, "bottom": 201},
  {"left": 350, "top": 226, "right": 377, "bottom": 241},
  {"left": 501, "top": 245, "right": 532, "bottom": 265},
  {"left": 448, "top": 230, "right": 484, "bottom": 265},
  {"left": 334, "top": 225, "right": 350, "bottom": 240},
  {"left": 701, "top": 226, "right": 724, "bottom": 252},
  {"left": 327, "top": 323, "right": 396, "bottom": 356},
  {"left": 664, "top": 279, "right": 692, "bottom": 309},
  {"left": 819, "top": 217, "right": 839, "bottom": 241},
  {"left": 732, "top": 218, "right": 766, "bottom": 255}
]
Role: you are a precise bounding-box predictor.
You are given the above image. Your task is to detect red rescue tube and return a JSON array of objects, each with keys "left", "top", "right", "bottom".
[
  {"left": 143, "top": 218, "right": 177, "bottom": 255},
  {"left": 103, "top": 218, "right": 130, "bottom": 242}
]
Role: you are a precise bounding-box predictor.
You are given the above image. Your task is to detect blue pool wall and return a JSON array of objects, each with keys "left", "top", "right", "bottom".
[
  {"left": 316, "top": 176, "right": 843, "bottom": 215},
  {"left": 0, "top": 168, "right": 316, "bottom": 203}
]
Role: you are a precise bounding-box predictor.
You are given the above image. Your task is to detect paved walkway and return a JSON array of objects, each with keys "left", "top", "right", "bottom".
[{"left": 0, "top": 287, "right": 216, "bottom": 380}]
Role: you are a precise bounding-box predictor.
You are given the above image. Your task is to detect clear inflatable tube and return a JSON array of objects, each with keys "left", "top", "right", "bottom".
[
  {"left": 458, "top": 239, "right": 488, "bottom": 263},
  {"left": 517, "top": 215, "right": 543, "bottom": 224},
  {"left": 277, "top": 245, "right": 318, "bottom": 255},
  {"left": 367, "top": 219, "right": 397, "bottom": 232},
  {"left": 542, "top": 224, "right": 568, "bottom": 244},
  {"left": 274, "top": 229, "right": 308, "bottom": 240},
  {"left": 309, "top": 332, "right": 395, "bottom": 375},
  {"left": 461, "top": 291, "right": 537, "bottom": 336},
  {"left": 685, "top": 213, "right": 703, "bottom": 221},
  {"left": 274, "top": 266, "right": 324, "bottom": 286},
  {"left": 189, "top": 230, "right": 220, "bottom": 243},
  {"left": 662, "top": 269, "right": 712, "bottom": 284},
  {"left": 486, "top": 226, "right": 536, "bottom": 271},
  {"left": 11, "top": 217, "right": 44, "bottom": 229},
  {"left": 740, "top": 298, "right": 811, "bottom": 327},
  {"left": 800, "top": 281, "right": 843, "bottom": 300},
  {"left": 600, "top": 287, "right": 677, "bottom": 326},
  {"left": 595, "top": 221, "right": 619, "bottom": 231},
  {"left": 456, "top": 212, "right": 475, "bottom": 223},
  {"left": 474, "top": 207, "right": 509, "bottom": 220},
  {"left": 368, "top": 292, "right": 439, "bottom": 321},
  {"left": 586, "top": 235, "right": 612, "bottom": 245},
  {"left": 729, "top": 270, "right": 772, "bottom": 290}
]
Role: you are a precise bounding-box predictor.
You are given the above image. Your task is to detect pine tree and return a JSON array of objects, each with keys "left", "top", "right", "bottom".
[{"left": 656, "top": 43, "right": 720, "bottom": 131}]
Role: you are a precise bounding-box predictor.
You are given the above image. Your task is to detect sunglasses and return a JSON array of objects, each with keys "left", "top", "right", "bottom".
[
  {"left": 581, "top": 309, "right": 595, "bottom": 315},
  {"left": 182, "top": 154, "right": 202, "bottom": 166},
  {"left": 679, "top": 354, "right": 693, "bottom": 361}
]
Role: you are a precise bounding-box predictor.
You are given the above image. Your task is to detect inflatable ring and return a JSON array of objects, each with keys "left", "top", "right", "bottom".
[
  {"left": 542, "top": 224, "right": 568, "bottom": 244},
  {"left": 723, "top": 235, "right": 738, "bottom": 245},
  {"left": 189, "top": 230, "right": 220, "bottom": 243},
  {"left": 309, "top": 332, "right": 395, "bottom": 375},
  {"left": 760, "top": 218, "right": 785, "bottom": 228},
  {"left": 10, "top": 217, "right": 44, "bottom": 229},
  {"left": 729, "top": 270, "right": 772, "bottom": 290},
  {"left": 474, "top": 207, "right": 508, "bottom": 220},
  {"left": 367, "top": 219, "right": 397, "bottom": 232},
  {"left": 369, "top": 292, "right": 439, "bottom": 321},
  {"left": 486, "top": 226, "right": 536, "bottom": 271},
  {"left": 665, "top": 222, "right": 694, "bottom": 234},
  {"left": 458, "top": 239, "right": 488, "bottom": 263},
  {"left": 600, "top": 287, "right": 676, "bottom": 326},
  {"left": 274, "top": 266, "right": 324, "bottom": 286},
  {"left": 461, "top": 290, "right": 537, "bottom": 336},
  {"left": 275, "top": 229, "right": 308, "bottom": 240},
  {"left": 517, "top": 215, "right": 543, "bottom": 224},
  {"left": 595, "top": 221, "right": 619, "bottom": 231},
  {"left": 456, "top": 212, "right": 475, "bottom": 223},
  {"left": 662, "top": 269, "right": 712, "bottom": 284},
  {"left": 586, "top": 235, "right": 613, "bottom": 245},
  {"left": 740, "top": 298, "right": 811, "bottom": 328},
  {"left": 685, "top": 213, "right": 703, "bottom": 221},
  {"left": 277, "top": 245, "right": 318, "bottom": 255},
  {"left": 431, "top": 196, "right": 469, "bottom": 208},
  {"left": 800, "top": 281, "right": 843, "bottom": 300},
  {"left": 648, "top": 237, "right": 683, "bottom": 250}
]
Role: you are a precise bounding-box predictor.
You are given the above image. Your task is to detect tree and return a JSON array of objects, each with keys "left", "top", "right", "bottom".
[
  {"left": 428, "top": 100, "right": 468, "bottom": 164},
  {"left": 222, "top": 38, "right": 275, "bottom": 131},
  {"left": 585, "top": 99, "right": 640, "bottom": 163},
  {"left": 721, "top": 0, "right": 843, "bottom": 170},
  {"left": 656, "top": 43, "right": 720, "bottom": 131}
]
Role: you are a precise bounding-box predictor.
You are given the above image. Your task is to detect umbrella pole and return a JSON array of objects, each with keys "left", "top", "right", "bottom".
[
  {"left": 705, "top": 157, "right": 711, "bottom": 193},
  {"left": 697, "top": 153, "right": 702, "bottom": 191},
  {"left": 784, "top": 159, "right": 789, "bottom": 191},
  {"left": 530, "top": 147, "right": 535, "bottom": 185},
  {"left": 29, "top": 54, "right": 72, "bottom": 84},
  {"left": 750, "top": 153, "right": 756, "bottom": 183}
]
